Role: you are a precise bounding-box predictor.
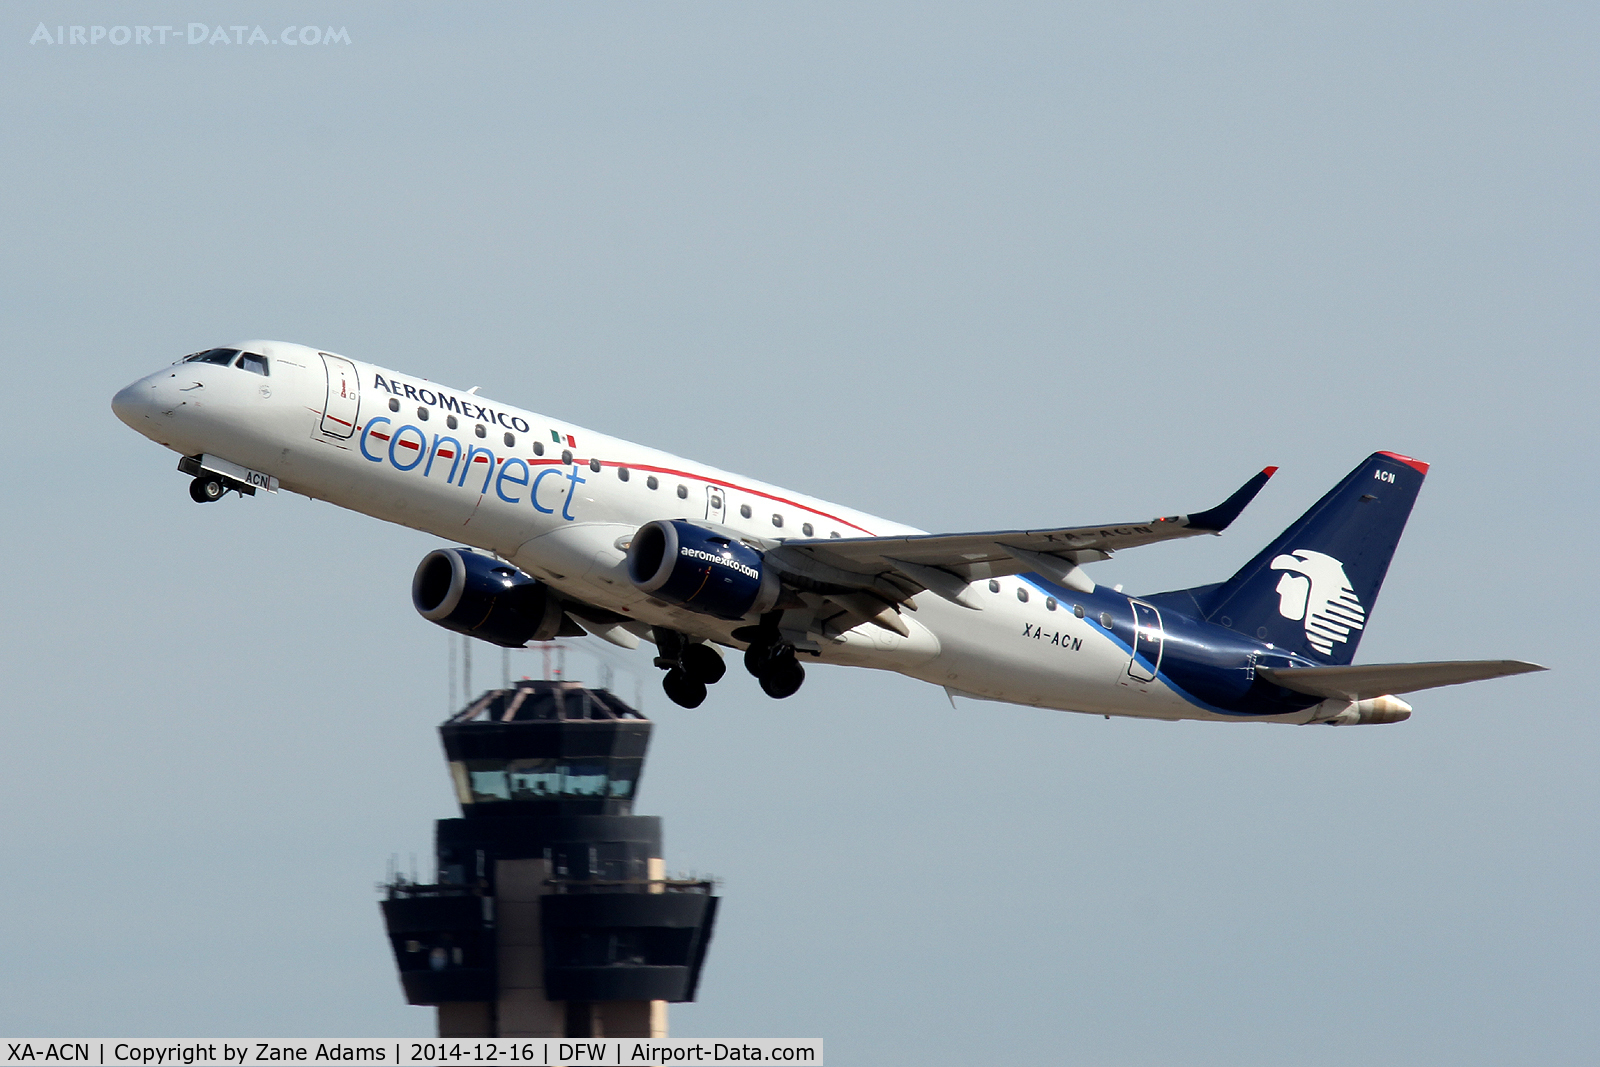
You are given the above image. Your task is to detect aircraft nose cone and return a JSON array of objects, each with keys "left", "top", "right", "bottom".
[{"left": 111, "top": 379, "right": 155, "bottom": 428}]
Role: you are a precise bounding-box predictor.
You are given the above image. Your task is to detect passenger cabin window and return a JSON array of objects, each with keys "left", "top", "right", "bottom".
[
  {"left": 802, "top": 523, "right": 814, "bottom": 536},
  {"left": 1046, "top": 597, "right": 1058, "bottom": 611},
  {"left": 771, "top": 514, "right": 783, "bottom": 528},
  {"left": 417, "top": 406, "right": 429, "bottom": 421},
  {"left": 532, "top": 440, "right": 544, "bottom": 456},
  {"left": 589, "top": 458, "right": 601, "bottom": 473},
  {"left": 618, "top": 467, "right": 630, "bottom": 482},
  {"left": 676, "top": 484, "right": 688, "bottom": 499},
  {"left": 504, "top": 432, "right": 515, "bottom": 447},
  {"left": 988, "top": 580, "right": 1000, "bottom": 593},
  {"left": 446, "top": 415, "right": 459, "bottom": 429},
  {"left": 236, "top": 353, "right": 269, "bottom": 376},
  {"left": 830, "top": 531, "right": 841, "bottom": 538},
  {"left": 475, "top": 424, "right": 487, "bottom": 438},
  {"left": 1017, "top": 587, "right": 1029, "bottom": 603},
  {"left": 647, "top": 476, "right": 659, "bottom": 490},
  {"left": 739, "top": 504, "right": 752, "bottom": 519},
  {"left": 388, "top": 398, "right": 400, "bottom": 412}
]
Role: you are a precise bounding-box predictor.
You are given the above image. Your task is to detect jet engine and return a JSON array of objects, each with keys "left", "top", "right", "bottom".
[
  {"left": 626, "top": 519, "right": 779, "bottom": 621},
  {"left": 412, "top": 547, "right": 566, "bottom": 647}
]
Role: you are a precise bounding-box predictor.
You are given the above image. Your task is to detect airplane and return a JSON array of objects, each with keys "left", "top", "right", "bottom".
[{"left": 112, "top": 340, "right": 1543, "bottom": 723}]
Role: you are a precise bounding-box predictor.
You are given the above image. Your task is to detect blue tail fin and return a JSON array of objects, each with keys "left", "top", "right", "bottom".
[{"left": 1154, "top": 452, "right": 1429, "bottom": 664}]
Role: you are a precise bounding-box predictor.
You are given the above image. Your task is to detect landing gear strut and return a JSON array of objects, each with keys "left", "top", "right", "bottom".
[
  {"left": 653, "top": 629, "right": 727, "bottom": 708},
  {"left": 189, "top": 476, "right": 226, "bottom": 503}
]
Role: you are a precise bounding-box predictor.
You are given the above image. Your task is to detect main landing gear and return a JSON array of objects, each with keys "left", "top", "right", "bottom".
[
  {"left": 653, "top": 617, "right": 808, "bottom": 708},
  {"left": 654, "top": 629, "right": 727, "bottom": 709},
  {"left": 739, "top": 616, "right": 806, "bottom": 699},
  {"left": 188, "top": 475, "right": 227, "bottom": 503}
]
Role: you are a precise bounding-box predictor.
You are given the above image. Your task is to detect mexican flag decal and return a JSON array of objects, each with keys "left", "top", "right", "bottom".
[{"left": 550, "top": 429, "right": 576, "bottom": 447}]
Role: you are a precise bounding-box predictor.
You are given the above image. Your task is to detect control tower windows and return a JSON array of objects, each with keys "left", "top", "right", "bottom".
[{"left": 457, "top": 759, "right": 638, "bottom": 804}]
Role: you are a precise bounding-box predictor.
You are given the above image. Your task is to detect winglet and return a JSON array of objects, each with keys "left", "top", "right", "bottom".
[{"left": 1180, "top": 466, "right": 1277, "bottom": 533}]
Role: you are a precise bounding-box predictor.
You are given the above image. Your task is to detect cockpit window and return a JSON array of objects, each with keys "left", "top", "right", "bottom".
[
  {"left": 183, "top": 348, "right": 240, "bottom": 365},
  {"left": 235, "top": 352, "right": 269, "bottom": 376}
]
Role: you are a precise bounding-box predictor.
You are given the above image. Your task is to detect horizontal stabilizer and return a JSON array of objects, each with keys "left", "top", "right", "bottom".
[{"left": 1258, "top": 660, "right": 1545, "bottom": 701}]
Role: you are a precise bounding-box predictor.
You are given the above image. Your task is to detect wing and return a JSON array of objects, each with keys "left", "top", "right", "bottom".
[
  {"left": 763, "top": 466, "right": 1278, "bottom": 612},
  {"left": 1257, "top": 660, "right": 1546, "bottom": 701}
]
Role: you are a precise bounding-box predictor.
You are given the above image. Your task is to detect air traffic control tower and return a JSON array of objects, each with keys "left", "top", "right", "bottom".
[{"left": 380, "top": 680, "right": 719, "bottom": 1038}]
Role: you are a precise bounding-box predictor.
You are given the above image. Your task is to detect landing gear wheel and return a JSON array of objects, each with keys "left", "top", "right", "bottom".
[
  {"left": 681, "top": 644, "right": 726, "bottom": 685},
  {"left": 744, "top": 640, "right": 773, "bottom": 677},
  {"left": 662, "top": 669, "right": 707, "bottom": 709},
  {"left": 189, "top": 476, "right": 225, "bottom": 503},
  {"left": 758, "top": 654, "right": 805, "bottom": 699}
]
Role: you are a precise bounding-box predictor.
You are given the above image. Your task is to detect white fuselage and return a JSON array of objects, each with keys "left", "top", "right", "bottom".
[{"left": 112, "top": 339, "right": 1279, "bottom": 723}]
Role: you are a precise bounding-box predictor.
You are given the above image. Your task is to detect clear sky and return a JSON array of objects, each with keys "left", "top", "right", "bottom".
[{"left": 3, "top": 2, "right": 1596, "bottom": 1062}]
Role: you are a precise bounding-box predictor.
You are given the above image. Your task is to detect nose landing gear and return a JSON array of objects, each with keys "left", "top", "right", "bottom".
[{"left": 188, "top": 476, "right": 227, "bottom": 503}]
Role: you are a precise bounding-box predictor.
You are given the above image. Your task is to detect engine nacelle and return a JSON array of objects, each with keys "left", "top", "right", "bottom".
[
  {"left": 626, "top": 519, "right": 779, "bottom": 621},
  {"left": 412, "top": 547, "right": 565, "bottom": 648}
]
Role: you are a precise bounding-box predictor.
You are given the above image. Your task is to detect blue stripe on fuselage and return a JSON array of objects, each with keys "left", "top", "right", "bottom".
[{"left": 1015, "top": 573, "right": 1321, "bottom": 718}]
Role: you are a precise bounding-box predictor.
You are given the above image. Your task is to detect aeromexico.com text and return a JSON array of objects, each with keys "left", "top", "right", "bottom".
[
  {"left": 680, "top": 546, "right": 760, "bottom": 579},
  {"left": 29, "top": 24, "right": 349, "bottom": 46}
]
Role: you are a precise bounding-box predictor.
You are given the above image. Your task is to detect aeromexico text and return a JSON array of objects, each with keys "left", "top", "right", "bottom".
[{"left": 373, "top": 374, "right": 534, "bottom": 436}]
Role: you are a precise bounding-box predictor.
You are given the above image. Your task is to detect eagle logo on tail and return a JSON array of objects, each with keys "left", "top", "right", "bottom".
[{"left": 1270, "top": 549, "right": 1366, "bottom": 656}]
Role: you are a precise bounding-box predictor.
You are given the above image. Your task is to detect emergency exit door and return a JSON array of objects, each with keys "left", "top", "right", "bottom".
[{"left": 705, "top": 485, "right": 727, "bottom": 523}]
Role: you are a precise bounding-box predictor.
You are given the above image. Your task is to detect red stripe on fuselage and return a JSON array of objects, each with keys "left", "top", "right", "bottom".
[
  {"left": 357, "top": 435, "right": 876, "bottom": 534},
  {"left": 521, "top": 458, "right": 876, "bottom": 535}
]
